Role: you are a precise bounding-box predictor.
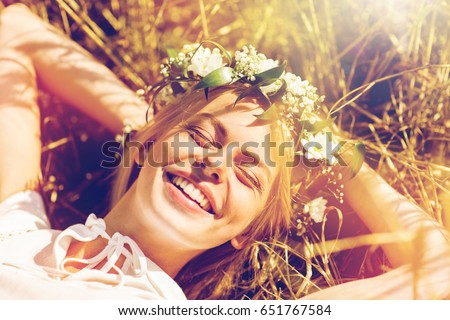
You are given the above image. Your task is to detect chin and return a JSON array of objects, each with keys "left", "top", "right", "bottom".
[{"left": 134, "top": 166, "right": 231, "bottom": 251}]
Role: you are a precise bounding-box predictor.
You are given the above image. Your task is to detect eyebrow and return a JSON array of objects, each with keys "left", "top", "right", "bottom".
[{"left": 191, "top": 113, "right": 229, "bottom": 141}]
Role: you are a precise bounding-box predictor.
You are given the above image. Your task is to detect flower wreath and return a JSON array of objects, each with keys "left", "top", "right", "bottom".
[{"left": 143, "top": 41, "right": 365, "bottom": 236}]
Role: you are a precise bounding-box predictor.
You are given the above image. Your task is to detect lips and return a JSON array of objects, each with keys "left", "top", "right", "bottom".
[{"left": 166, "top": 172, "right": 216, "bottom": 215}]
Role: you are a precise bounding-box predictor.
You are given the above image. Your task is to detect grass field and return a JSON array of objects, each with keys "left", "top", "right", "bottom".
[{"left": 1, "top": 0, "right": 449, "bottom": 298}]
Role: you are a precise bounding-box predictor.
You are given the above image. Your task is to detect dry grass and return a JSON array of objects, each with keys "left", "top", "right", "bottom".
[{"left": 1, "top": 0, "right": 449, "bottom": 298}]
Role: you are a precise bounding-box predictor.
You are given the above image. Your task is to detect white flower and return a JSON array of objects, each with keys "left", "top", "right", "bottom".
[
  {"left": 234, "top": 45, "right": 279, "bottom": 82},
  {"left": 181, "top": 43, "right": 200, "bottom": 53},
  {"left": 308, "top": 114, "right": 319, "bottom": 124},
  {"left": 300, "top": 131, "right": 340, "bottom": 164},
  {"left": 256, "top": 58, "right": 279, "bottom": 73},
  {"left": 160, "top": 64, "right": 170, "bottom": 77},
  {"left": 260, "top": 78, "right": 283, "bottom": 96},
  {"left": 160, "top": 43, "right": 328, "bottom": 143},
  {"left": 280, "top": 72, "right": 321, "bottom": 114},
  {"left": 187, "top": 46, "right": 224, "bottom": 77},
  {"left": 303, "top": 197, "right": 328, "bottom": 223}
]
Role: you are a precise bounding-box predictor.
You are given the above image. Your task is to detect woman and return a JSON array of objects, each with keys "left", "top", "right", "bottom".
[{"left": 0, "top": 4, "right": 449, "bottom": 300}]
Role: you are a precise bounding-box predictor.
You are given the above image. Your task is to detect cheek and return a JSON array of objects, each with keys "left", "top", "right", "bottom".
[
  {"left": 231, "top": 177, "right": 277, "bottom": 230},
  {"left": 227, "top": 184, "right": 267, "bottom": 226}
]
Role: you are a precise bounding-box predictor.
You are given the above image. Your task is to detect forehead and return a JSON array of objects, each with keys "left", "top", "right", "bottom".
[
  {"left": 201, "top": 92, "right": 272, "bottom": 143},
  {"left": 197, "top": 92, "right": 282, "bottom": 180}
]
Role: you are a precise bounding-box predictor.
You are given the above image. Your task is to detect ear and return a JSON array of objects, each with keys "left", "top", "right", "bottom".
[{"left": 230, "top": 235, "right": 248, "bottom": 250}]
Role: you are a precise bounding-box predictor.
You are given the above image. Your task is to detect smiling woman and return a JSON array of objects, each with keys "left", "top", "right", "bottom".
[
  {"left": 106, "top": 88, "right": 290, "bottom": 281},
  {"left": 0, "top": 4, "right": 449, "bottom": 300}
]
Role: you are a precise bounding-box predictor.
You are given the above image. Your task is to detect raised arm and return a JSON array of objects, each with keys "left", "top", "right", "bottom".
[
  {"left": 0, "top": 4, "right": 147, "bottom": 132},
  {"left": 344, "top": 163, "right": 449, "bottom": 268},
  {"left": 304, "top": 163, "right": 450, "bottom": 299}
]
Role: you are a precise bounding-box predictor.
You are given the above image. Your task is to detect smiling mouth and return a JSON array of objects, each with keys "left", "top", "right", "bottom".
[{"left": 167, "top": 172, "right": 215, "bottom": 215}]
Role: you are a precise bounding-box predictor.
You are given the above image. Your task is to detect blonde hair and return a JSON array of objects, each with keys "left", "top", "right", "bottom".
[{"left": 111, "top": 85, "right": 295, "bottom": 299}]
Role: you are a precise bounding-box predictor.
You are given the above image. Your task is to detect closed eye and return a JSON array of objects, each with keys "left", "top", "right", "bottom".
[
  {"left": 183, "top": 125, "right": 219, "bottom": 150},
  {"left": 234, "top": 165, "right": 263, "bottom": 194}
]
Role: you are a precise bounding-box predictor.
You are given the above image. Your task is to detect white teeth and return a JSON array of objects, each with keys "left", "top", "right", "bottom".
[
  {"left": 203, "top": 202, "right": 211, "bottom": 211},
  {"left": 184, "top": 183, "right": 194, "bottom": 194},
  {"left": 170, "top": 174, "right": 212, "bottom": 212},
  {"left": 196, "top": 193, "right": 205, "bottom": 203},
  {"left": 190, "top": 188, "right": 201, "bottom": 200},
  {"left": 200, "top": 198, "right": 208, "bottom": 207}
]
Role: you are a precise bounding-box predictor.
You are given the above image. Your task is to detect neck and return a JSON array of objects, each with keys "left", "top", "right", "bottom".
[
  {"left": 64, "top": 236, "right": 126, "bottom": 273},
  {"left": 103, "top": 183, "right": 203, "bottom": 278}
]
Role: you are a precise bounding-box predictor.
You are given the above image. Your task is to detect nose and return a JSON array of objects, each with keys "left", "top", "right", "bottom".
[
  {"left": 192, "top": 150, "right": 227, "bottom": 183},
  {"left": 202, "top": 161, "right": 224, "bottom": 183}
]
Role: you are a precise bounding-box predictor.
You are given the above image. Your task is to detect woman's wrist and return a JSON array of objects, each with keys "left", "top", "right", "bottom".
[{"left": 344, "top": 162, "right": 449, "bottom": 267}]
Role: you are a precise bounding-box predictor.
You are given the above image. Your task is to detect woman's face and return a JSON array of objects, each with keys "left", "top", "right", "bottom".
[{"left": 133, "top": 92, "right": 278, "bottom": 251}]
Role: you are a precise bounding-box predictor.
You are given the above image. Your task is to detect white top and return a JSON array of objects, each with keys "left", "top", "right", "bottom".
[{"left": 0, "top": 191, "right": 186, "bottom": 300}]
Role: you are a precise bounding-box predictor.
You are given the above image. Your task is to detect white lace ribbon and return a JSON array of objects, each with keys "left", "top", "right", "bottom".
[{"left": 54, "top": 214, "right": 148, "bottom": 286}]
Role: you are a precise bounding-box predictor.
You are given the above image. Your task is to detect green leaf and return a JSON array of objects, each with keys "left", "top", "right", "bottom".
[
  {"left": 234, "top": 86, "right": 262, "bottom": 107},
  {"left": 194, "top": 67, "right": 234, "bottom": 90},
  {"left": 255, "top": 103, "right": 278, "bottom": 121},
  {"left": 166, "top": 48, "right": 179, "bottom": 59},
  {"left": 266, "top": 78, "right": 287, "bottom": 98},
  {"left": 254, "top": 60, "right": 287, "bottom": 83},
  {"left": 256, "top": 77, "right": 281, "bottom": 87},
  {"left": 351, "top": 142, "right": 366, "bottom": 178},
  {"left": 233, "top": 85, "right": 272, "bottom": 107},
  {"left": 233, "top": 77, "right": 284, "bottom": 107}
]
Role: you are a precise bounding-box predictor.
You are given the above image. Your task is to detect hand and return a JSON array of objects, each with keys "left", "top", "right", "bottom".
[{"left": 1, "top": 4, "right": 148, "bottom": 132}]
